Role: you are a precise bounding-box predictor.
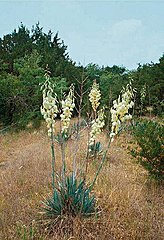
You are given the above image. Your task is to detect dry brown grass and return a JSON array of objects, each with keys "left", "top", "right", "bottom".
[{"left": 0, "top": 123, "right": 163, "bottom": 240}]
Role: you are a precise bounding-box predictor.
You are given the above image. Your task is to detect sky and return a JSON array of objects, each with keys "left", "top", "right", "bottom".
[{"left": 0, "top": 0, "right": 164, "bottom": 69}]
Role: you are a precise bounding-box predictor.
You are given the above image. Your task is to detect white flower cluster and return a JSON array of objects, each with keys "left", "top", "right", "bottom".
[
  {"left": 89, "top": 109, "right": 105, "bottom": 146},
  {"left": 110, "top": 82, "right": 134, "bottom": 142},
  {"left": 41, "top": 86, "right": 58, "bottom": 137},
  {"left": 89, "top": 81, "right": 101, "bottom": 112},
  {"left": 60, "top": 85, "right": 75, "bottom": 133}
]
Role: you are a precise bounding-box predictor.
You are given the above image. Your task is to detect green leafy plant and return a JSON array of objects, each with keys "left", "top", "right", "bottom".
[
  {"left": 42, "top": 174, "right": 95, "bottom": 218},
  {"left": 131, "top": 119, "right": 164, "bottom": 180}
]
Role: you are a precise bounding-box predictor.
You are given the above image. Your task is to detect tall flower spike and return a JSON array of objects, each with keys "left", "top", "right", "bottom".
[
  {"left": 41, "top": 75, "right": 58, "bottom": 137},
  {"left": 89, "top": 108, "right": 105, "bottom": 147},
  {"left": 60, "top": 85, "right": 75, "bottom": 133},
  {"left": 110, "top": 81, "right": 134, "bottom": 142},
  {"left": 89, "top": 80, "right": 101, "bottom": 112}
]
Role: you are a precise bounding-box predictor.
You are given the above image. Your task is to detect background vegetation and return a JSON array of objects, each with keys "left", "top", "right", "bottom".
[{"left": 0, "top": 23, "right": 163, "bottom": 129}]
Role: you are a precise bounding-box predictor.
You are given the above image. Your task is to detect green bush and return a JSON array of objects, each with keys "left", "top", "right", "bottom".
[{"left": 131, "top": 119, "right": 164, "bottom": 180}]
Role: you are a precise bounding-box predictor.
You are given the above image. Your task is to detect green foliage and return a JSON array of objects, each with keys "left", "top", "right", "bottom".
[
  {"left": 130, "top": 55, "right": 164, "bottom": 116},
  {"left": 99, "top": 72, "right": 129, "bottom": 107},
  {"left": 0, "top": 49, "right": 70, "bottom": 129},
  {"left": 0, "top": 23, "right": 163, "bottom": 128},
  {"left": 0, "top": 23, "right": 79, "bottom": 128},
  {"left": 89, "top": 142, "right": 103, "bottom": 157},
  {"left": 42, "top": 174, "right": 96, "bottom": 218},
  {"left": 52, "top": 76, "right": 68, "bottom": 100},
  {"left": 0, "top": 50, "right": 44, "bottom": 128},
  {"left": 131, "top": 119, "right": 164, "bottom": 180},
  {"left": 0, "top": 23, "right": 74, "bottom": 77}
]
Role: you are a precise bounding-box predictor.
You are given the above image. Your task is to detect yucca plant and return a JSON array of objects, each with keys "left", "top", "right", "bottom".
[
  {"left": 42, "top": 174, "right": 95, "bottom": 218},
  {"left": 40, "top": 74, "right": 135, "bottom": 233}
]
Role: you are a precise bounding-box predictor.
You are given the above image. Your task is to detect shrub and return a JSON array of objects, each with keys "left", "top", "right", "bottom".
[{"left": 131, "top": 119, "right": 164, "bottom": 180}]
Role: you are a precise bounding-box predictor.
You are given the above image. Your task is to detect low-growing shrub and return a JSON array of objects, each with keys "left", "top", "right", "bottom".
[{"left": 131, "top": 119, "right": 164, "bottom": 180}]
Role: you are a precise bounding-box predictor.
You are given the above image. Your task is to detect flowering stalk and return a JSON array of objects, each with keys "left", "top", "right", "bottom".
[
  {"left": 88, "top": 108, "right": 105, "bottom": 147},
  {"left": 60, "top": 85, "right": 75, "bottom": 182},
  {"left": 41, "top": 74, "right": 58, "bottom": 191},
  {"left": 89, "top": 80, "right": 101, "bottom": 115},
  {"left": 60, "top": 84, "right": 75, "bottom": 134},
  {"left": 88, "top": 80, "right": 102, "bottom": 148},
  {"left": 41, "top": 85, "right": 58, "bottom": 137},
  {"left": 110, "top": 81, "right": 134, "bottom": 142},
  {"left": 90, "top": 82, "right": 134, "bottom": 190},
  {"left": 85, "top": 81, "right": 104, "bottom": 175}
]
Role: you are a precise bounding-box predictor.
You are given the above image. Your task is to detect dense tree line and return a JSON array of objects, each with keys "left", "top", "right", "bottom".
[
  {"left": 0, "top": 23, "right": 79, "bottom": 128},
  {"left": 0, "top": 23, "right": 163, "bottom": 129}
]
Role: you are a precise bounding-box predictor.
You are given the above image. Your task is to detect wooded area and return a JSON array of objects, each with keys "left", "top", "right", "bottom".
[{"left": 0, "top": 23, "right": 163, "bottom": 129}]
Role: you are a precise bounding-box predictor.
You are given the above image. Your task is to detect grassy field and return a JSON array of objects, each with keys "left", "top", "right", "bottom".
[{"left": 0, "top": 122, "right": 163, "bottom": 239}]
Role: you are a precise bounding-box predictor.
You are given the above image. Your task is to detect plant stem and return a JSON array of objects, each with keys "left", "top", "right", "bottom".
[
  {"left": 72, "top": 121, "right": 81, "bottom": 178},
  {"left": 50, "top": 126, "right": 55, "bottom": 192},
  {"left": 61, "top": 141, "right": 66, "bottom": 183},
  {"left": 85, "top": 124, "right": 91, "bottom": 179},
  {"left": 89, "top": 137, "right": 112, "bottom": 191}
]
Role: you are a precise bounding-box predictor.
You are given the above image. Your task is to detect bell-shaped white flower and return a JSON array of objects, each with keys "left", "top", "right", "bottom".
[
  {"left": 89, "top": 108, "right": 105, "bottom": 147},
  {"left": 41, "top": 76, "right": 58, "bottom": 136},
  {"left": 60, "top": 85, "right": 75, "bottom": 133},
  {"left": 110, "top": 81, "right": 134, "bottom": 142},
  {"left": 89, "top": 80, "right": 101, "bottom": 112}
]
